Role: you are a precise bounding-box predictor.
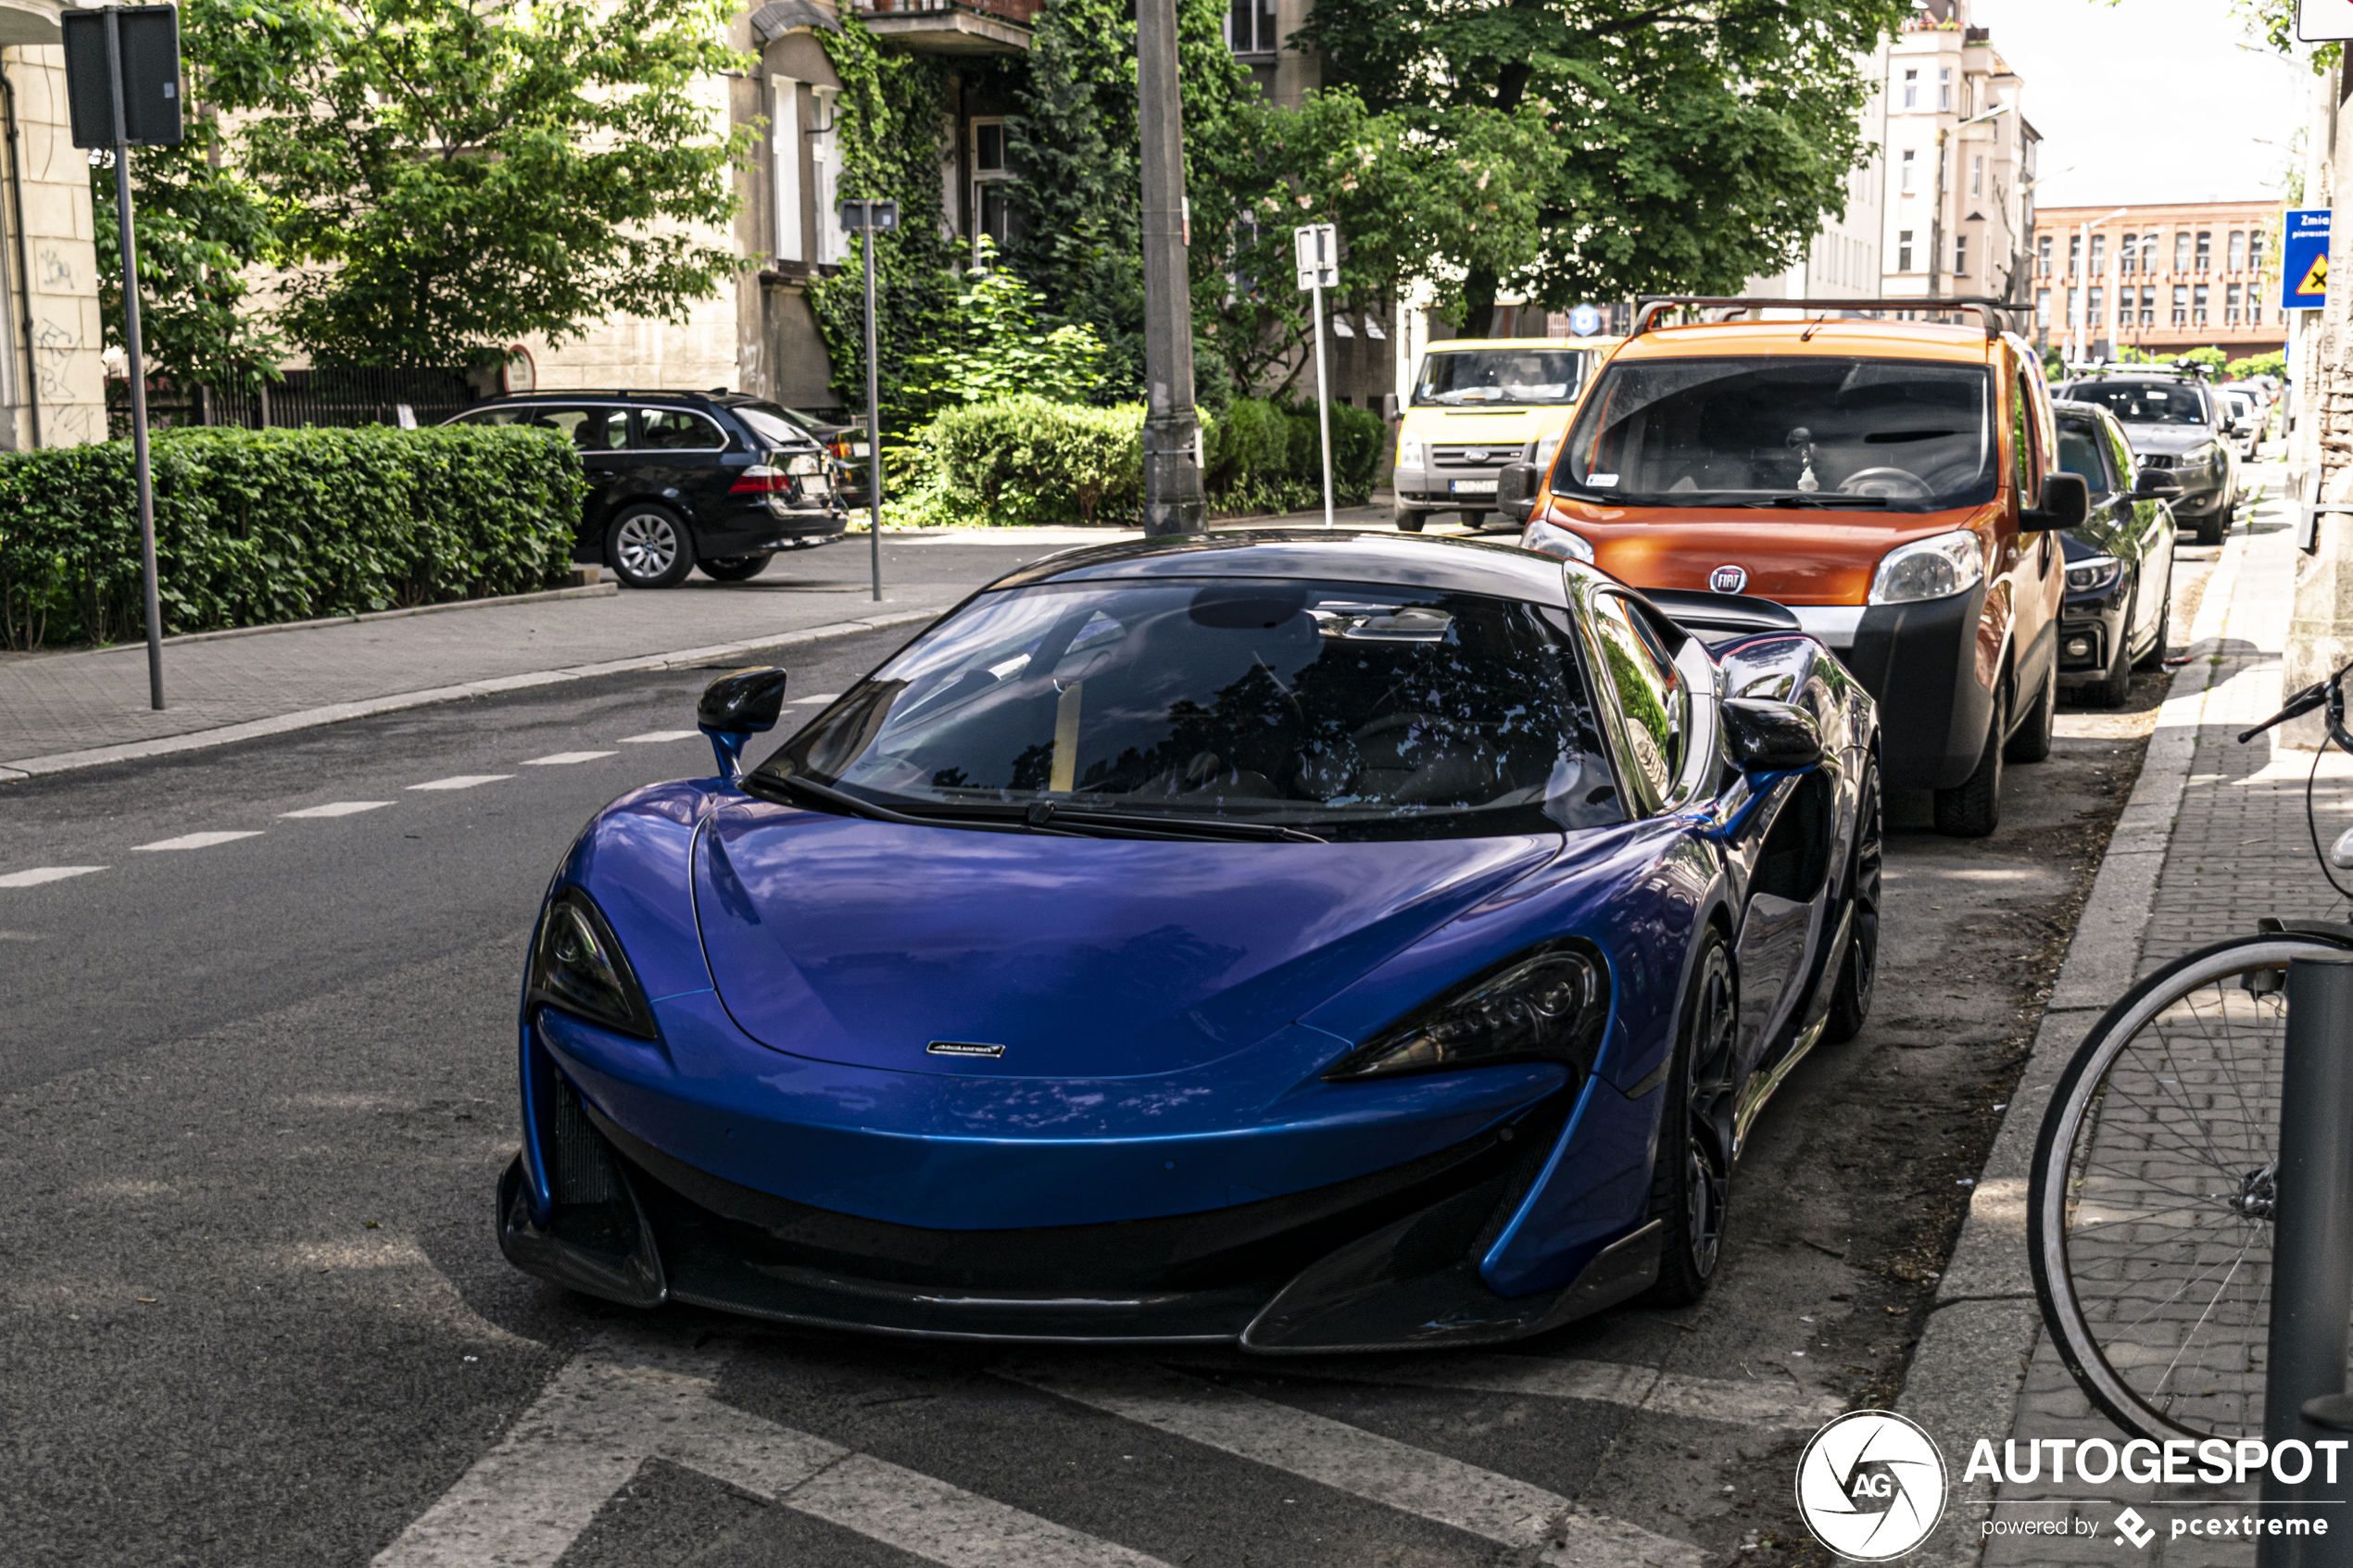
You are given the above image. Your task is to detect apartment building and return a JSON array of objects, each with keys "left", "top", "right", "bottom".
[
  {"left": 1879, "top": 0, "right": 2038, "bottom": 308},
  {"left": 0, "top": 7, "right": 111, "bottom": 449},
  {"left": 2031, "top": 199, "right": 2286, "bottom": 360}
]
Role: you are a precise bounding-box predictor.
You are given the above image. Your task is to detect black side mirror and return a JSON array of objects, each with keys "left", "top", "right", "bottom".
[
  {"left": 1497, "top": 461, "right": 1541, "bottom": 525},
  {"left": 2022, "top": 471, "right": 2090, "bottom": 533},
  {"left": 698, "top": 666, "right": 788, "bottom": 778},
  {"left": 2131, "top": 469, "right": 2183, "bottom": 500},
  {"left": 1721, "top": 697, "right": 1823, "bottom": 772}
]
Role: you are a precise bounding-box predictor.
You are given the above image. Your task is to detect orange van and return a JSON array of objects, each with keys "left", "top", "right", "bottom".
[{"left": 1509, "top": 297, "right": 2086, "bottom": 837}]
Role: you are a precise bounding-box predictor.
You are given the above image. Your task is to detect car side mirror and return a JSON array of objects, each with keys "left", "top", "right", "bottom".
[
  {"left": 698, "top": 666, "right": 788, "bottom": 778},
  {"left": 1497, "top": 461, "right": 1541, "bottom": 525},
  {"left": 1721, "top": 697, "right": 1823, "bottom": 772},
  {"left": 2132, "top": 469, "right": 2183, "bottom": 500},
  {"left": 2022, "top": 471, "right": 2089, "bottom": 533}
]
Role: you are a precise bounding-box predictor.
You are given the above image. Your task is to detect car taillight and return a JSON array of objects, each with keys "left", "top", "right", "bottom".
[
  {"left": 730, "top": 466, "right": 792, "bottom": 495},
  {"left": 830, "top": 436, "right": 870, "bottom": 460}
]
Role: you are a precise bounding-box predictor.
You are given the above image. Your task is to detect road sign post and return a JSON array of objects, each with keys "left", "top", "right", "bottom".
[
  {"left": 2285, "top": 207, "right": 2331, "bottom": 313},
  {"left": 63, "top": 5, "right": 180, "bottom": 711},
  {"left": 839, "top": 198, "right": 898, "bottom": 602},
  {"left": 1294, "top": 223, "right": 1338, "bottom": 530}
]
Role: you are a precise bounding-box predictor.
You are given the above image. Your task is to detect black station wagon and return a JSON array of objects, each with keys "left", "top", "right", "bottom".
[{"left": 446, "top": 390, "right": 847, "bottom": 588}]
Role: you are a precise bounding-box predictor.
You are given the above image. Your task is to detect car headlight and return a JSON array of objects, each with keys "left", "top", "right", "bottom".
[
  {"left": 528, "top": 889, "right": 657, "bottom": 1039},
  {"left": 1398, "top": 437, "right": 1425, "bottom": 470},
  {"left": 2065, "top": 555, "right": 2123, "bottom": 594},
  {"left": 1869, "top": 528, "right": 1985, "bottom": 605},
  {"left": 1521, "top": 518, "right": 1594, "bottom": 561},
  {"left": 1322, "top": 942, "right": 1607, "bottom": 1083}
]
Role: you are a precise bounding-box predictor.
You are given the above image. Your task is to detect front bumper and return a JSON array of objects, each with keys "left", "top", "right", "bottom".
[
  {"left": 1394, "top": 467, "right": 1504, "bottom": 508},
  {"left": 2056, "top": 583, "right": 2131, "bottom": 688},
  {"left": 1793, "top": 583, "right": 1994, "bottom": 792}
]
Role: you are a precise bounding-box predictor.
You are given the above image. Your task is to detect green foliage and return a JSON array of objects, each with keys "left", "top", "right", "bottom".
[
  {"left": 923, "top": 396, "right": 1145, "bottom": 526},
  {"left": 2230, "top": 351, "right": 2288, "bottom": 380},
  {"left": 0, "top": 425, "right": 582, "bottom": 650},
  {"left": 1296, "top": 0, "right": 1913, "bottom": 329},
  {"left": 1204, "top": 395, "right": 1383, "bottom": 508},
  {"left": 2181, "top": 346, "right": 2229, "bottom": 376},
  {"left": 890, "top": 238, "right": 1109, "bottom": 432},
  {"left": 220, "top": 0, "right": 751, "bottom": 367}
]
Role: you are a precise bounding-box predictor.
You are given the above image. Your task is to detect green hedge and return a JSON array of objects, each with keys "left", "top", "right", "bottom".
[
  {"left": 0, "top": 424, "right": 585, "bottom": 650},
  {"left": 927, "top": 395, "right": 1146, "bottom": 526},
  {"left": 1205, "top": 395, "right": 1384, "bottom": 511}
]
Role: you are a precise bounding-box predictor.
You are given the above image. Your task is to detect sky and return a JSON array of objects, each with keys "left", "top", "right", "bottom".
[{"left": 1965, "top": 0, "right": 2313, "bottom": 209}]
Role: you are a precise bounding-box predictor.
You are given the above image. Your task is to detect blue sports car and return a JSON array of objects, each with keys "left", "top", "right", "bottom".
[{"left": 499, "top": 531, "right": 1881, "bottom": 1351}]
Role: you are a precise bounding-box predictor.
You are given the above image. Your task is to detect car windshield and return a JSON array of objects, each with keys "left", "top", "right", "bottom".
[
  {"left": 734, "top": 402, "right": 821, "bottom": 447},
  {"left": 1554, "top": 356, "right": 1995, "bottom": 511},
  {"left": 2056, "top": 422, "right": 2109, "bottom": 490},
  {"left": 1415, "top": 349, "right": 1588, "bottom": 407},
  {"left": 752, "top": 577, "right": 1622, "bottom": 840},
  {"left": 2061, "top": 382, "right": 2211, "bottom": 426}
]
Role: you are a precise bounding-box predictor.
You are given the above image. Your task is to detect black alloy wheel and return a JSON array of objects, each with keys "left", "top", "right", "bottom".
[
  {"left": 2134, "top": 596, "right": 2171, "bottom": 671},
  {"left": 1646, "top": 931, "right": 1738, "bottom": 1304},
  {"left": 2005, "top": 659, "right": 2057, "bottom": 764},
  {"left": 1824, "top": 759, "right": 1882, "bottom": 1045},
  {"left": 2082, "top": 596, "right": 2134, "bottom": 709},
  {"left": 700, "top": 554, "right": 773, "bottom": 583},
  {"left": 1932, "top": 685, "right": 2005, "bottom": 838},
  {"left": 605, "top": 505, "right": 696, "bottom": 589}
]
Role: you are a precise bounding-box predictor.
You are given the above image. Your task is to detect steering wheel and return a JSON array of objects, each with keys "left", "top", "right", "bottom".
[{"left": 1838, "top": 467, "right": 1934, "bottom": 500}]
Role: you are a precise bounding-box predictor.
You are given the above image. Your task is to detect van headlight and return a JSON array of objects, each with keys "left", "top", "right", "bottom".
[
  {"left": 1398, "top": 437, "right": 1425, "bottom": 470},
  {"left": 1869, "top": 529, "right": 1985, "bottom": 605},
  {"left": 1521, "top": 518, "right": 1594, "bottom": 561}
]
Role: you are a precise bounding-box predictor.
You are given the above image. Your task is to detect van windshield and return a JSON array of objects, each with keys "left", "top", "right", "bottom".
[
  {"left": 1556, "top": 356, "right": 1997, "bottom": 511},
  {"left": 1415, "top": 349, "right": 1589, "bottom": 406}
]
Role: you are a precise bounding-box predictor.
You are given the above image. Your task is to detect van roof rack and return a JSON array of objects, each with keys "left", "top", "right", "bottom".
[{"left": 1629, "top": 295, "right": 2020, "bottom": 341}]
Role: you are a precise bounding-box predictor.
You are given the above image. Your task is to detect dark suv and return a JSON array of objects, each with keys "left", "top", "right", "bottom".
[
  {"left": 2053, "top": 369, "right": 2238, "bottom": 546},
  {"left": 445, "top": 390, "right": 847, "bottom": 587}
]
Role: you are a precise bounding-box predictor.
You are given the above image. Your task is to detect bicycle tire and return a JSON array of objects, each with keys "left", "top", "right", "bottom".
[{"left": 2029, "top": 932, "right": 2353, "bottom": 1445}]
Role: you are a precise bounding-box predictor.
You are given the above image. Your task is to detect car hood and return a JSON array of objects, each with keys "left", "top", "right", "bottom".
[
  {"left": 693, "top": 801, "right": 1560, "bottom": 1081},
  {"left": 2118, "top": 422, "right": 2216, "bottom": 456},
  {"left": 1551, "top": 496, "right": 2002, "bottom": 607}
]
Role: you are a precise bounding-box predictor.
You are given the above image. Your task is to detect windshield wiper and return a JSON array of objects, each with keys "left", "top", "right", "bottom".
[
  {"left": 1042, "top": 806, "right": 1326, "bottom": 844},
  {"left": 1737, "top": 494, "right": 1894, "bottom": 509},
  {"left": 768, "top": 775, "right": 1323, "bottom": 843},
  {"left": 768, "top": 773, "right": 1076, "bottom": 835}
]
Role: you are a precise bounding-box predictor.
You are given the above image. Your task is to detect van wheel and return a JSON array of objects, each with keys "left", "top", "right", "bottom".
[
  {"left": 1394, "top": 508, "right": 1427, "bottom": 533},
  {"left": 1460, "top": 509, "right": 1489, "bottom": 529},
  {"left": 2005, "top": 659, "right": 2056, "bottom": 762},
  {"left": 1933, "top": 689, "right": 2006, "bottom": 838}
]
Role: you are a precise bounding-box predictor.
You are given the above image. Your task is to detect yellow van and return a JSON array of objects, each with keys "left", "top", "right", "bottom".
[{"left": 1391, "top": 336, "right": 1621, "bottom": 532}]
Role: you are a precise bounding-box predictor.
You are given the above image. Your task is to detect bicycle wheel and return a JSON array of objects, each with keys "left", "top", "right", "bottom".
[{"left": 2030, "top": 932, "right": 2353, "bottom": 1444}]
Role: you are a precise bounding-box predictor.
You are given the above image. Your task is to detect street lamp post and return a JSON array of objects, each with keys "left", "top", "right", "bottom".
[
  {"left": 1927, "top": 100, "right": 2011, "bottom": 304},
  {"left": 1135, "top": 0, "right": 1203, "bottom": 535}
]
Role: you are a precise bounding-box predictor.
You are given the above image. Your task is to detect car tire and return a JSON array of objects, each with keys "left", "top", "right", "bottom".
[
  {"left": 605, "top": 506, "right": 695, "bottom": 589},
  {"left": 1643, "top": 927, "right": 1738, "bottom": 1307},
  {"left": 1460, "top": 509, "right": 1489, "bottom": 530},
  {"left": 2133, "top": 596, "right": 2171, "bottom": 672},
  {"left": 2083, "top": 602, "right": 2133, "bottom": 709},
  {"left": 1824, "top": 759, "right": 1882, "bottom": 1046},
  {"left": 2005, "top": 658, "right": 2056, "bottom": 763},
  {"left": 1933, "top": 687, "right": 2006, "bottom": 838},
  {"left": 699, "top": 553, "right": 773, "bottom": 582},
  {"left": 2194, "top": 505, "right": 2226, "bottom": 546},
  {"left": 1394, "top": 508, "right": 1427, "bottom": 533}
]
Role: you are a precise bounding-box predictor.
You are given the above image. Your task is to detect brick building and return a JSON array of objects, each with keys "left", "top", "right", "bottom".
[{"left": 2031, "top": 200, "right": 2287, "bottom": 361}]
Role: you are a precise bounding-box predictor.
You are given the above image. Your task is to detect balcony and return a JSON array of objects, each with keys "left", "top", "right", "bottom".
[{"left": 853, "top": 0, "right": 1036, "bottom": 53}]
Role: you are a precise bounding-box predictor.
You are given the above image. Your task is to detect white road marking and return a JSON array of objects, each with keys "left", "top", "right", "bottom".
[
  {"left": 373, "top": 1336, "right": 1169, "bottom": 1568},
  {"left": 0, "top": 865, "right": 107, "bottom": 888},
  {"left": 279, "top": 801, "right": 394, "bottom": 819},
  {"left": 132, "top": 831, "right": 263, "bottom": 851},
  {"left": 1000, "top": 1360, "right": 1704, "bottom": 1568},
  {"left": 1184, "top": 1352, "right": 1843, "bottom": 1431},
  {"left": 786, "top": 692, "right": 840, "bottom": 705},
  {"left": 522, "top": 751, "right": 618, "bottom": 766},
  {"left": 408, "top": 775, "right": 512, "bottom": 791},
  {"left": 618, "top": 730, "right": 701, "bottom": 743}
]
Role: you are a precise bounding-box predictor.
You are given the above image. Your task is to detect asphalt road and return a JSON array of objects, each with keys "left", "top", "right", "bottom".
[{"left": 0, "top": 555, "right": 2200, "bottom": 1568}]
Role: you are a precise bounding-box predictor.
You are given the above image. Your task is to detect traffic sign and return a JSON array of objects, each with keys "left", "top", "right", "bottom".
[
  {"left": 838, "top": 199, "right": 899, "bottom": 232},
  {"left": 2284, "top": 207, "right": 2330, "bottom": 310},
  {"left": 1294, "top": 223, "right": 1337, "bottom": 291},
  {"left": 1567, "top": 303, "right": 1602, "bottom": 337},
  {"left": 2297, "top": 0, "right": 2353, "bottom": 42}
]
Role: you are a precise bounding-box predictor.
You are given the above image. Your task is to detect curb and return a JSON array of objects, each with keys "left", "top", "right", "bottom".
[
  {"left": 1893, "top": 529, "right": 2252, "bottom": 1568},
  {"left": 157, "top": 581, "right": 618, "bottom": 647},
  {"left": 0, "top": 606, "right": 949, "bottom": 783}
]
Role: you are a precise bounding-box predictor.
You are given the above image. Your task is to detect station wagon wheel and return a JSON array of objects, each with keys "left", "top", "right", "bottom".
[
  {"left": 1648, "top": 931, "right": 1738, "bottom": 1304},
  {"left": 605, "top": 505, "right": 696, "bottom": 589}
]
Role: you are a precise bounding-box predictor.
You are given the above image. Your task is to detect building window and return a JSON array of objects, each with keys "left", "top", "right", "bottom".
[
  {"left": 2171, "top": 285, "right": 2187, "bottom": 325},
  {"left": 2089, "top": 233, "right": 2106, "bottom": 273},
  {"left": 812, "top": 89, "right": 843, "bottom": 266},
  {"left": 2038, "top": 235, "right": 2052, "bottom": 276},
  {"left": 2173, "top": 231, "right": 2190, "bottom": 273},
  {"left": 1900, "top": 149, "right": 1916, "bottom": 192},
  {"left": 1938, "top": 67, "right": 1951, "bottom": 112},
  {"left": 2089, "top": 287, "right": 2105, "bottom": 325},
  {"left": 2139, "top": 286, "right": 2156, "bottom": 327},
  {"left": 2120, "top": 233, "right": 2137, "bottom": 274},
  {"left": 2252, "top": 229, "right": 2269, "bottom": 271},
  {"left": 2227, "top": 282, "right": 2243, "bottom": 324},
  {"left": 1903, "top": 68, "right": 1918, "bottom": 109},
  {"left": 971, "top": 118, "right": 1015, "bottom": 256},
  {"left": 2228, "top": 230, "right": 2246, "bottom": 271},
  {"left": 2035, "top": 287, "right": 2051, "bottom": 328},
  {"left": 2142, "top": 233, "right": 2158, "bottom": 273},
  {"left": 2193, "top": 283, "right": 2208, "bottom": 325},
  {"left": 1226, "top": 0, "right": 1277, "bottom": 55},
  {"left": 1897, "top": 230, "right": 1914, "bottom": 271},
  {"left": 1954, "top": 232, "right": 1968, "bottom": 275},
  {"left": 2196, "top": 231, "right": 2211, "bottom": 271},
  {"left": 770, "top": 77, "right": 802, "bottom": 266},
  {"left": 2069, "top": 234, "right": 2081, "bottom": 276},
  {"left": 1970, "top": 155, "right": 1982, "bottom": 196}
]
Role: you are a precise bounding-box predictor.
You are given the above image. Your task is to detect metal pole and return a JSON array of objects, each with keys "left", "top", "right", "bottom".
[
  {"left": 1135, "top": 0, "right": 1202, "bottom": 536},
  {"left": 1928, "top": 125, "right": 1946, "bottom": 301},
  {"left": 1309, "top": 277, "right": 1333, "bottom": 529},
  {"left": 862, "top": 217, "right": 882, "bottom": 602},
  {"left": 2257, "top": 953, "right": 2353, "bottom": 1567},
  {"left": 108, "top": 9, "right": 162, "bottom": 709}
]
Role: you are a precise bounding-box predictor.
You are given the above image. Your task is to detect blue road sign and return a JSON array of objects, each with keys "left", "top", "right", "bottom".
[
  {"left": 1567, "top": 303, "right": 1603, "bottom": 337},
  {"left": 2284, "top": 207, "right": 2329, "bottom": 310}
]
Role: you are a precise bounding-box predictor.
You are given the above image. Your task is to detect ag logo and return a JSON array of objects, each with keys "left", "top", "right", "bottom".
[
  {"left": 1710, "top": 564, "right": 1748, "bottom": 595},
  {"left": 1794, "top": 1410, "right": 1947, "bottom": 1561}
]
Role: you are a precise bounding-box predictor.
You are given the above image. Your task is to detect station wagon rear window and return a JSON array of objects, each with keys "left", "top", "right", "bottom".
[{"left": 1556, "top": 357, "right": 1996, "bottom": 511}]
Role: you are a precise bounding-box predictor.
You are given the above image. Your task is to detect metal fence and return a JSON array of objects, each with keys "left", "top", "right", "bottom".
[{"left": 107, "top": 366, "right": 476, "bottom": 439}]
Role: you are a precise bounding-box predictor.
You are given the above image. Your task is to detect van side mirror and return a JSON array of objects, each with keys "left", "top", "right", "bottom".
[
  {"left": 2023, "top": 471, "right": 2089, "bottom": 533},
  {"left": 1498, "top": 461, "right": 1541, "bottom": 525},
  {"left": 1721, "top": 697, "right": 1823, "bottom": 772},
  {"left": 2131, "top": 469, "right": 2183, "bottom": 500},
  {"left": 698, "top": 666, "right": 788, "bottom": 778}
]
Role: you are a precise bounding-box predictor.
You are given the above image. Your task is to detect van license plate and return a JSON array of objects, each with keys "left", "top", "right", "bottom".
[{"left": 1450, "top": 479, "right": 1498, "bottom": 495}]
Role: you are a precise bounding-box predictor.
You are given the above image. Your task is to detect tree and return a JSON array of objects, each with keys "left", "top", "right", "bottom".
[
  {"left": 1296, "top": 0, "right": 1913, "bottom": 332},
  {"left": 227, "top": 0, "right": 751, "bottom": 368}
]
